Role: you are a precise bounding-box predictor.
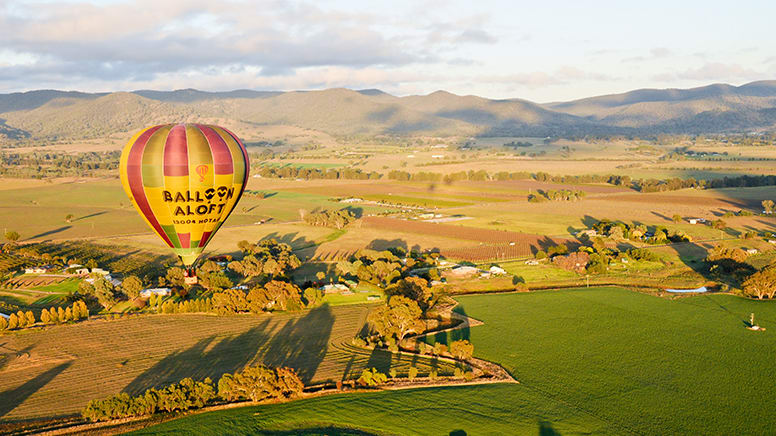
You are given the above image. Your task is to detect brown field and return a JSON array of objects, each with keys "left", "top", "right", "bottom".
[
  {"left": 0, "top": 305, "right": 457, "bottom": 421},
  {"left": 362, "top": 216, "right": 569, "bottom": 246}
]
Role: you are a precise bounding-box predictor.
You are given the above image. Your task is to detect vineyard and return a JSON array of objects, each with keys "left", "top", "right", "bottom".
[
  {"left": 3, "top": 275, "right": 67, "bottom": 290},
  {"left": 361, "top": 216, "right": 571, "bottom": 261},
  {"left": 0, "top": 253, "right": 28, "bottom": 275}
]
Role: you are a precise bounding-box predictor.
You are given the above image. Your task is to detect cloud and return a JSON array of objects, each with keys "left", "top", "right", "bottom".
[
  {"left": 455, "top": 29, "right": 497, "bottom": 44},
  {"left": 0, "top": 0, "right": 425, "bottom": 87},
  {"left": 655, "top": 62, "right": 765, "bottom": 82},
  {"left": 481, "top": 67, "right": 613, "bottom": 88}
]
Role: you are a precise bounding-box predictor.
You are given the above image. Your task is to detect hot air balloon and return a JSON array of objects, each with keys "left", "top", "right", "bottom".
[{"left": 119, "top": 124, "right": 249, "bottom": 275}]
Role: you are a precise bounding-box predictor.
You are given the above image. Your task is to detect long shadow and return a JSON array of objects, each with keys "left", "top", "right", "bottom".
[
  {"left": 73, "top": 211, "right": 108, "bottom": 222},
  {"left": 0, "top": 362, "right": 71, "bottom": 418},
  {"left": 366, "top": 239, "right": 408, "bottom": 252},
  {"left": 123, "top": 320, "right": 272, "bottom": 395},
  {"left": 254, "top": 426, "right": 380, "bottom": 435},
  {"left": 27, "top": 226, "right": 72, "bottom": 240},
  {"left": 364, "top": 347, "right": 393, "bottom": 375},
  {"left": 261, "top": 304, "right": 335, "bottom": 384}
]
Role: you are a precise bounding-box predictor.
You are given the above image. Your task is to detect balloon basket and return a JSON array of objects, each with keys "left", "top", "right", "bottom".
[{"left": 184, "top": 269, "right": 198, "bottom": 285}]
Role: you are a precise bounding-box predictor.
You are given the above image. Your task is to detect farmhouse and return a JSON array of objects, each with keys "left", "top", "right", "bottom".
[
  {"left": 321, "top": 283, "right": 350, "bottom": 293},
  {"left": 446, "top": 266, "right": 480, "bottom": 278},
  {"left": 24, "top": 265, "right": 55, "bottom": 274},
  {"left": 339, "top": 197, "right": 362, "bottom": 203},
  {"left": 140, "top": 288, "right": 172, "bottom": 298},
  {"left": 91, "top": 268, "right": 110, "bottom": 275}
]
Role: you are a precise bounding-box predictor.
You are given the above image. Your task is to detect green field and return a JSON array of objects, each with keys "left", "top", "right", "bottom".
[{"left": 138, "top": 287, "right": 776, "bottom": 435}]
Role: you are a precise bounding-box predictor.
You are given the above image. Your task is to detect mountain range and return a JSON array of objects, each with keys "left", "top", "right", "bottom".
[{"left": 1, "top": 80, "right": 775, "bottom": 143}]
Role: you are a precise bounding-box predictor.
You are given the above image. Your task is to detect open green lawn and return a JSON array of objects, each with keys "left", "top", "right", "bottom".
[{"left": 141, "top": 287, "right": 776, "bottom": 435}]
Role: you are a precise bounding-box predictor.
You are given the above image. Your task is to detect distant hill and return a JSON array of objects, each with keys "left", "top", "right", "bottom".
[
  {"left": 1, "top": 80, "right": 775, "bottom": 143},
  {"left": 547, "top": 81, "right": 776, "bottom": 132}
]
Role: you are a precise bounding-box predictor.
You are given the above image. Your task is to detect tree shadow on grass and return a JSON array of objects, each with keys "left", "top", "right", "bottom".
[
  {"left": 261, "top": 304, "right": 335, "bottom": 384},
  {"left": 123, "top": 320, "right": 272, "bottom": 395},
  {"left": 27, "top": 226, "right": 72, "bottom": 240},
  {"left": 0, "top": 362, "right": 71, "bottom": 418},
  {"left": 255, "top": 426, "right": 380, "bottom": 435},
  {"left": 539, "top": 420, "right": 562, "bottom": 436}
]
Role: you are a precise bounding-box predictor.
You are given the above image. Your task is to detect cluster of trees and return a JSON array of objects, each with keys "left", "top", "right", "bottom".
[
  {"left": 742, "top": 265, "right": 776, "bottom": 300},
  {"left": 78, "top": 276, "right": 119, "bottom": 309},
  {"left": 528, "top": 189, "right": 586, "bottom": 203},
  {"left": 591, "top": 219, "right": 692, "bottom": 244},
  {"left": 40, "top": 301, "right": 89, "bottom": 324},
  {"left": 0, "top": 310, "right": 35, "bottom": 330},
  {"left": 0, "top": 151, "right": 120, "bottom": 178},
  {"left": 257, "top": 164, "right": 380, "bottom": 180},
  {"left": 704, "top": 245, "right": 755, "bottom": 283},
  {"left": 335, "top": 248, "right": 439, "bottom": 288},
  {"left": 212, "top": 280, "right": 307, "bottom": 314},
  {"left": 82, "top": 364, "right": 302, "bottom": 422},
  {"left": 542, "top": 238, "right": 662, "bottom": 275},
  {"left": 634, "top": 174, "right": 776, "bottom": 193},
  {"left": 303, "top": 209, "right": 355, "bottom": 229},
  {"left": 367, "top": 295, "right": 425, "bottom": 347},
  {"left": 152, "top": 297, "right": 214, "bottom": 314},
  {"left": 229, "top": 239, "right": 301, "bottom": 281}
]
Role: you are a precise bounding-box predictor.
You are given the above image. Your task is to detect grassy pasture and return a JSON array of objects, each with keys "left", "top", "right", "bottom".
[
  {"left": 425, "top": 287, "right": 776, "bottom": 435},
  {"left": 129, "top": 384, "right": 613, "bottom": 435},
  {"left": 0, "top": 304, "right": 457, "bottom": 421},
  {"left": 137, "top": 287, "right": 776, "bottom": 435}
]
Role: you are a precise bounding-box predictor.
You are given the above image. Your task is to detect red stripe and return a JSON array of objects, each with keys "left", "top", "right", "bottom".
[
  {"left": 221, "top": 126, "right": 250, "bottom": 191},
  {"left": 177, "top": 233, "right": 190, "bottom": 249},
  {"left": 197, "top": 124, "right": 233, "bottom": 175},
  {"left": 198, "top": 231, "right": 212, "bottom": 248},
  {"left": 126, "top": 125, "right": 173, "bottom": 247},
  {"left": 164, "top": 124, "right": 189, "bottom": 177}
]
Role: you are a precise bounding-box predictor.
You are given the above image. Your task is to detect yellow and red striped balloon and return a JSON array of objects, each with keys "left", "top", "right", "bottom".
[{"left": 119, "top": 124, "right": 249, "bottom": 266}]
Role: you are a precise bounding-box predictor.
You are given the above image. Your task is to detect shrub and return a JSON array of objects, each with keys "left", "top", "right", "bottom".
[
  {"left": 408, "top": 366, "right": 418, "bottom": 381},
  {"left": 356, "top": 368, "right": 388, "bottom": 387},
  {"left": 449, "top": 339, "right": 474, "bottom": 360}
]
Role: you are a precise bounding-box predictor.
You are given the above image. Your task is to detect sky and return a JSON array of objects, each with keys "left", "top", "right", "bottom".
[{"left": 0, "top": 0, "right": 774, "bottom": 102}]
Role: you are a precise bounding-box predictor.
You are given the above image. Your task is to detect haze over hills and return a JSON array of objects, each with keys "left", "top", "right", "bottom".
[{"left": 1, "top": 81, "right": 775, "bottom": 144}]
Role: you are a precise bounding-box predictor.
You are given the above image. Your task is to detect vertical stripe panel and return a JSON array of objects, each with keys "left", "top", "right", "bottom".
[{"left": 125, "top": 125, "right": 173, "bottom": 247}]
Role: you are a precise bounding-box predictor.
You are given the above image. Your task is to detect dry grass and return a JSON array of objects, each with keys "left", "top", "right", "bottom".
[{"left": 0, "top": 305, "right": 456, "bottom": 421}]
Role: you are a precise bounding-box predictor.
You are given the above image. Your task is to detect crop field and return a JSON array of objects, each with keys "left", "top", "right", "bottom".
[
  {"left": 3, "top": 275, "right": 66, "bottom": 289},
  {"left": 0, "top": 304, "right": 458, "bottom": 421},
  {"left": 424, "top": 287, "right": 776, "bottom": 435}
]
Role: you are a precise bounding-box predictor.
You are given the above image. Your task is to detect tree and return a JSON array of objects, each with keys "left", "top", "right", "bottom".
[
  {"left": 8, "top": 313, "right": 18, "bottom": 329},
  {"left": 743, "top": 266, "right": 776, "bottom": 300},
  {"left": 218, "top": 364, "right": 303, "bottom": 402},
  {"left": 78, "top": 300, "right": 89, "bottom": 319},
  {"left": 672, "top": 214, "right": 682, "bottom": 223},
  {"left": 122, "top": 276, "right": 144, "bottom": 299},
  {"left": 65, "top": 214, "right": 74, "bottom": 223},
  {"left": 164, "top": 267, "right": 187, "bottom": 288},
  {"left": 16, "top": 311, "right": 26, "bottom": 328},
  {"left": 0, "top": 316, "right": 6, "bottom": 331},
  {"left": 212, "top": 288, "right": 249, "bottom": 314},
  {"left": 49, "top": 307, "right": 59, "bottom": 324},
  {"left": 198, "top": 272, "right": 232, "bottom": 292},
  {"left": 25, "top": 310, "right": 35, "bottom": 326},
  {"left": 247, "top": 280, "right": 303, "bottom": 312},
  {"left": 449, "top": 339, "right": 474, "bottom": 360},
  {"left": 356, "top": 368, "right": 387, "bottom": 387},
  {"left": 367, "top": 295, "right": 424, "bottom": 344},
  {"left": 386, "top": 277, "right": 434, "bottom": 311},
  {"left": 64, "top": 307, "right": 73, "bottom": 322},
  {"left": 41, "top": 308, "right": 51, "bottom": 324},
  {"left": 712, "top": 219, "right": 727, "bottom": 230},
  {"left": 762, "top": 200, "right": 775, "bottom": 214},
  {"left": 4, "top": 230, "right": 20, "bottom": 243},
  {"left": 93, "top": 277, "right": 117, "bottom": 309}
]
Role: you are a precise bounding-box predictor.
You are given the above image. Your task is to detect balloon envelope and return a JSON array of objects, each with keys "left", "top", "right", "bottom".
[{"left": 119, "top": 124, "right": 249, "bottom": 266}]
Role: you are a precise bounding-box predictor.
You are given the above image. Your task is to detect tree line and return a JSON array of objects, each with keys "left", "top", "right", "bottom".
[{"left": 82, "top": 364, "right": 303, "bottom": 422}]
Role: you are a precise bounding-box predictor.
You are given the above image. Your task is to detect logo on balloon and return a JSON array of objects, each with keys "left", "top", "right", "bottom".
[{"left": 195, "top": 165, "right": 208, "bottom": 182}]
